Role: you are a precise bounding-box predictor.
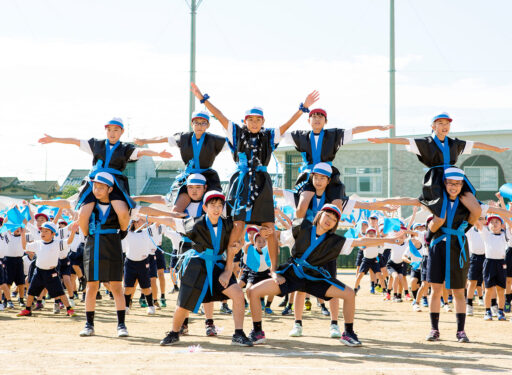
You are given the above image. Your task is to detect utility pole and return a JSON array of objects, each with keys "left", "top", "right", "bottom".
[
  {"left": 388, "top": 0, "right": 396, "bottom": 198},
  {"left": 187, "top": 0, "right": 204, "bottom": 131}
]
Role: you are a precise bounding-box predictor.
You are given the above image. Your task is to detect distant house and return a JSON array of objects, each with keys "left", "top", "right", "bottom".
[
  {"left": 60, "top": 169, "right": 89, "bottom": 190},
  {"left": 140, "top": 160, "right": 184, "bottom": 196},
  {"left": 0, "top": 177, "right": 60, "bottom": 199}
]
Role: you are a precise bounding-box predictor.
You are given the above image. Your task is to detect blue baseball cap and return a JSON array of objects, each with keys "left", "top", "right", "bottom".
[
  {"left": 191, "top": 111, "right": 210, "bottom": 123},
  {"left": 245, "top": 107, "right": 264, "bottom": 120},
  {"left": 312, "top": 162, "right": 332, "bottom": 177},
  {"left": 432, "top": 112, "right": 452, "bottom": 123},
  {"left": 105, "top": 117, "right": 124, "bottom": 129}
]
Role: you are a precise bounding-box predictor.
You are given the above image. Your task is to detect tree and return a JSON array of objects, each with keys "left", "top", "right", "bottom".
[{"left": 61, "top": 185, "right": 79, "bottom": 199}]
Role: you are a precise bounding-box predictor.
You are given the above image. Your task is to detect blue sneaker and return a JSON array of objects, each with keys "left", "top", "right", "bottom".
[
  {"left": 264, "top": 307, "right": 274, "bottom": 315},
  {"left": 484, "top": 310, "right": 493, "bottom": 321},
  {"left": 370, "top": 286, "right": 375, "bottom": 294},
  {"left": 498, "top": 310, "right": 506, "bottom": 321},
  {"left": 282, "top": 305, "right": 293, "bottom": 316},
  {"left": 422, "top": 297, "right": 429, "bottom": 307},
  {"left": 505, "top": 302, "right": 511, "bottom": 313}
]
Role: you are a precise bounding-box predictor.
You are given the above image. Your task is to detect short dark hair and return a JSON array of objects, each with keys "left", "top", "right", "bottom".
[
  {"left": 205, "top": 197, "right": 225, "bottom": 207},
  {"left": 312, "top": 211, "right": 339, "bottom": 234}
]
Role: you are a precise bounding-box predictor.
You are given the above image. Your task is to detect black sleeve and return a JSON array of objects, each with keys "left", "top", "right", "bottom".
[
  {"left": 87, "top": 138, "right": 99, "bottom": 150},
  {"left": 212, "top": 134, "right": 227, "bottom": 154},
  {"left": 334, "top": 128, "right": 346, "bottom": 150},
  {"left": 174, "top": 132, "right": 184, "bottom": 148},
  {"left": 453, "top": 138, "right": 467, "bottom": 156},
  {"left": 292, "top": 218, "right": 311, "bottom": 239},
  {"left": 124, "top": 142, "right": 136, "bottom": 160}
]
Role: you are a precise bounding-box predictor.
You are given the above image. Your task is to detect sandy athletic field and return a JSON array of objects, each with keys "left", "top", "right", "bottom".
[{"left": 2, "top": 270, "right": 512, "bottom": 375}]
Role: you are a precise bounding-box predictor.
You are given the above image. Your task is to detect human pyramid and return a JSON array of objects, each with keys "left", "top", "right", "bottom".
[{"left": 1, "top": 83, "right": 511, "bottom": 348}]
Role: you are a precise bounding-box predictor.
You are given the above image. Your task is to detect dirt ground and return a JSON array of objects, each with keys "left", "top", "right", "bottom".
[{"left": 2, "top": 270, "right": 512, "bottom": 375}]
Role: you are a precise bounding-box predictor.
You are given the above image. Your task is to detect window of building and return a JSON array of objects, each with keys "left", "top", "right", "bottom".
[
  {"left": 464, "top": 166, "right": 498, "bottom": 191},
  {"left": 344, "top": 167, "right": 382, "bottom": 194}
]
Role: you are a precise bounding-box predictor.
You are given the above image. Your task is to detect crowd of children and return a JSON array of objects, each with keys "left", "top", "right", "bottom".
[{"left": 1, "top": 85, "right": 511, "bottom": 349}]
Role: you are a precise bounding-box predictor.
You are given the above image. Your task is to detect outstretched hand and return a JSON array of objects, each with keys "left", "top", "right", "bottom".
[
  {"left": 379, "top": 125, "right": 394, "bottom": 131},
  {"left": 496, "top": 147, "right": 509, "bottom": 153},
  {"left": 133, "top": 138, "right": 146, "bottom": 146},
  {"left": 190, "top": 82, "right": 204, "bottom": 101},
  {"left": 38, "top": 134, "right": 54, "bottom": 144},
  {"left": 303, "top": 90, "right": 320, "bottom": 108},
  {"left": 159, "top": 150, "right": 172, "bottom": 158},
  {"left": 368, "top": 138, "right": 386, "bottom": 144}
]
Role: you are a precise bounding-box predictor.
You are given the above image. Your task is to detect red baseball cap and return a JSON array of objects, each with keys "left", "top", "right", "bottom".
[{"left": 309, "top": 108, "right": 327, "bottom": 119}]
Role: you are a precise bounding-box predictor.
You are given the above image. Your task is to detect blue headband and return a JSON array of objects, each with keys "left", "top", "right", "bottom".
[
  {"left": 444, "top": 172, "right": 464, "bottom": 180},
  {"left": 187, "top": 178, "right": 206, "bottom": 185}
]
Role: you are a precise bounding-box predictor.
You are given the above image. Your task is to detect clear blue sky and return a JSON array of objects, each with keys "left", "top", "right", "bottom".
[{"left": 1, "top": 0, "right": 511, "bottom": 182}]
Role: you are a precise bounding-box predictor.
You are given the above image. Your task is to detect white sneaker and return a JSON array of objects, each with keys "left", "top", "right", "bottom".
[
  {"left": 478, "top": 299, "right": 484, "bottom": 306},
  {"left": 329, "top": 324, "right": 342, "bottom": 338},
  {"left": 147, "top": 306, "right": 156, "bottom": 315},
  {"left": 444, "top": 304, "right": 452, "bottom": 312},
  {"left": 289, "top": 323, "right": 303, "bottom": 337},
  {"left": 79, "top": 324, "right": 95, "bottom": 337},
  {"left": 53, "top": 304, "right": 60, "bottom": 314},
  {"left": 491, "top": 305, "right": 499, "bottom": 317},
  {"left": 117, "top": 324, "right": 129, "bottom": 337},
  {"left": 125, "top": 307, "right": 130, "bottom": 315},
  {"left": 466, "top": 305, "right": 474, "bottom": 316},
  {"left": 413, "top": 303, "right": 422, "bottom": 312},
  {"left": 0, "top": 303, "right": 4, "bottom": 311},
  {"left": 69, "top": 299, "right": 75, "bottom": 308}
]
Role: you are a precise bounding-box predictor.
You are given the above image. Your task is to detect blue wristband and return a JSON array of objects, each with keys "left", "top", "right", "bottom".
[
  {"left": 200, "top": 94, "right": 210, "bottom": 104},
  {"left": 299, "top": 102, "right": 310, "bottom": 113}
]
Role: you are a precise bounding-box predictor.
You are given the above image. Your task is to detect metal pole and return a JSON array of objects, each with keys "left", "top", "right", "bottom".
[
  {"left": 188, "top": 0, "right": 197, "bottom": 131},
  {"left": 388, "top": 0, "right": 396, "bottom": 198}
]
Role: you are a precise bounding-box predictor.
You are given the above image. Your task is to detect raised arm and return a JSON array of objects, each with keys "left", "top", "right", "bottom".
[
  {"left": 133, "top": 136, "right": 169, "bottom": 146},
  {"left": 354, "top": 201, "right": 398, "bottom": 214},
  {"left": 473, "top": 142, "right": 509, "bottom": 153},
  {"left": 38, "top": 134, "right": 80, "bottom": 147},
  {"left": 367, "top": 137, "right": 409, "bottom": 145},
  {"left": 278, "top": 91, "right": 320, "bottom": 136},
  {"left": 191, "top": 83, "right": 229, "bottom": 129},
  {"left": 137, "top": 206, "right": 186, "bottom": 218},
  {"left": 352, "top": 125, "right": 394, "bottom": 135},
  {"left": 145, "top": 215, "right": 176, "bottom": 229},
  {"left": 132, "top": 195, "right": 167, "bottom": 205},
  {"left": 407, "top": 206, "right": 418, "bottom": 229},
  {"left": 377, "top": 197, "right": 422, "bottom": 207},
  {"left": 31, "top": 199, "right": 72, "bottom": 210}
]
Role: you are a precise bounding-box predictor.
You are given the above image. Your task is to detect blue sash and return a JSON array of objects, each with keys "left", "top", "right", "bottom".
[
  {"left": 305, "top": 193, "right": 325, "bottom": 222},
  {"left": 408, "top": 239, "right": 423, "bottom": 270},
  {"left": 89, "top": 204, "right": 118, "bottom": 281},
  {"left": 180, "top": 216, "right": 224, "bottom": 313},
  {"left": 277, "top": 226, "right": 344, "bottom": 291},
  {"left": 429, "top": 197, "right": 468, "bottom": 289},
  {"left": 246, "top": 245, "right": 271, "bottom": 272}
]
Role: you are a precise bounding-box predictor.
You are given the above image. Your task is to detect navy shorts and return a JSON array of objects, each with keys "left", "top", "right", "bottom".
[
  {"left": 148, "top": 254, "right": 158, "bottom": 278},
  {"left": 124, "top": 258, "right": 151, "bottom": 289},
  {"left": 402, "top": 263, "right": 410, "bottom": 276},
  {"left": 0, "top": 261, "right": 6, "bottom": 285},
  {"left": 506, "top": 248, "right": 512, "bottom": 278},
  {"left": 155, "top": 249, "right": 166, "bottom": 270},
  {"left": 359, "top": 257, "right": 380, "bottom": 275},
  {"left": 483, "top": 258, "right": 506, "bottom": 289},
  {"left": 28, "top": 267, "right": 65, "bottom": 298},
  {"left": 387, "top": 260, "right": 404, "bottom": 275},
  {"left": 410, "top": 267, "right": 421, "bottom": 280},
  {"left": 276, "top": 262, "right": 346, "bottom": 301},
  {"left": 238, "top": 267, "right": 251, "bottom": 286},
  {"left": 468, "top": 254, "right": 485, "bottom": 283},
  {"left": 427, "top": 241, "right": 469, "bottom": 289},
  {"left": 58, "top": 257, "right": 72, "bottom": 277},
  {"left": 233, "top": 249, "right": 243, "bottom": 263},
  {"left": 420, "top": 257, "right": 429, "bottom": 282},
  {"left": 355, "top": 249, "right": 364, "bottom": 267},
  {"left": 4, "top": 256, "right": 25, "bottom": 286},
  {"left": 381, "top": 249, "right": 391, "bottom": 265},
  {"left": 247, "top": 270, "right": 271, "bottom": 285}
]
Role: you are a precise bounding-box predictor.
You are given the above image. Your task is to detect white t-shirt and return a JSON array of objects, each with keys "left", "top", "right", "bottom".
[
  {"left": 122, "top": 228, "right": 154, "bottom": 261},
  {"left": 242, "top": 246, "right": 270, "bottom": 273},
  {"left": 389, "top": 242, "right": 408, "bottom": 264},
  {"left": 466, "top": 227, "right": 485, "bottom": 255},
  {"left": 4, "top": 233, "right": 28, "bottom": 257},
  {"left": 22, "top": 254, "right": 33, "bottom": 276},
  {"left": 26, "top": 239, "right": 70, "bottom": 270},
  {"left": 480, "top": 227, "right": 509, "bottom": 260},
  {"left": 403, "top": 242, "right": 423, "bottom": 263},
  {"left": 362, "top": 245, "right": 380, "bottom": 259}
]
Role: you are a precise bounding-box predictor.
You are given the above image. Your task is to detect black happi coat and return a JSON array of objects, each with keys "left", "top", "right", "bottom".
[
  {"left": 173, "top": 132, "right": 226, "bottom": 193},
  {"left": 413, "top": 136, "right": 473, "bottom": 217},
  {"left": 83, "top": 201, "right": 123, "bottom": 282},
  {"left": 226, "top": 123, "right": 277, "bottom": 224},
  {"left": 77, "top": 138, "right": 137, "bottom": 208},
  {"left": 291, "top": 128, "right": 349, "bottom": 200}
]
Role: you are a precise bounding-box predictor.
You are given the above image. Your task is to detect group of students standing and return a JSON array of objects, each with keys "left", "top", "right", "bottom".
[{"left": 2, "top": 83, "right": 511, "bottom": 348}]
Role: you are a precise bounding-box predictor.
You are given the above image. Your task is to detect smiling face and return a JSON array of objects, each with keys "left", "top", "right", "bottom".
[
  {"left": 36, "top": 215, "right": 48, "bottom": 228},
  {"left": 203, "top": 198, "right": 224, "bottom": 220},
  {"left": 444, "top": 178, "right": 463, "bottom": 199},
  {"left": 488, "top": 218, "right": 503, "bottom": 234},
  {"left": 40, "top": 227, "right": 55, "bottom": 242},
  {"left": 105, "top": 125, "right": 124, "bottom": 144},
  {"left": 317, "top": 211, "right": 339, "bottom": 233},
  {"left": 312, "top": 173, "right": 330, "bottom": 191},
  {"left": 308, "top": 113, "right": 327, "bottom": 133},
  {"left": 431, "top": 118, "right": 451, "bottom": 138},
  {"left": 191, "top": 118, "right": 210, "bottom": 138},
  {"left": 187, "top": 184, "right": 207, "bottom": 201},
  {"left": 245, "top": 116, "right": 264, "bottom": 133},
  {"left": 255, "top": 235, "right": 266, "bottom": 249}
]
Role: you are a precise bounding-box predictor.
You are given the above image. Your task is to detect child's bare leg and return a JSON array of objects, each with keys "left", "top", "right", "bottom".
[
  {"left": 262, "top": 222, "right": 278, "bottom": 265},
  {"left": 73, "top": 265, "right": 83, "bottom": 279},
  {"left": 109, "top": 281, "right": 126, "bottom": 311},
  {"left": 111, "top": 200, "right": 130, "bottom": 231},
  {"left": 460, "top": 192, "right": 482, "bottom": 226},
  {"left": 157, "top": 269, "right": 166, "bottom": 296},
  {"left": 203, "top": 302, "right": 214, "bottom": 320},
  {"left": 173, "top": 193, "right": 191, "bottom": 214},
  {"left": 228, "top": 221, "right": 245, "bottom": 249},
  {"left": 85, "top": 281, "right": 100, "bottom": 312},
  {"left": 78, "top": 202, "right": 95, "bottom": 235},
  {"left": 325, "top": 286, "right": 355, "bottom": 324},
  {"left": 294, "top": 292, "right": 306, "bottom": 320},
  {"left": 25, "top": 295, "right": 35, "bottom": 308},
  {"left": 62, "top": 275, "right": 74, "bottom": 298},
  {"left": 354, "top": 273, "right": 365, "bottom": 290},
  {"left": 329, "top": 297, "right": 339, "bottom": 321},
  {"left": 497, "top": 286, "right": 505, "bottom": 309},
  {"left": 222, "top": 284, "right": 246, "bottom": 330},
  {"left": 151, "top": 277, "right": 158, "bottom": 301},
  {"left": 172, "top": 306, "right": 190, "bottom": 332},
  {"left": 296, "top": 191, "right": 315, "bottom": 219}
]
